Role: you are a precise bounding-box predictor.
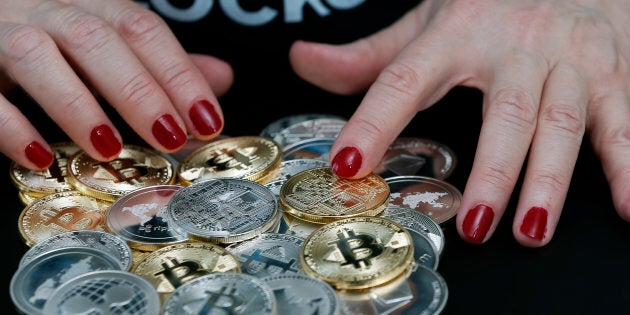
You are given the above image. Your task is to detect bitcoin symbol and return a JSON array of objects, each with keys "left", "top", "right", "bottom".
[
  {"left": 199, "top": 285, "right": 243, "bottom": 315},
  {"left": 154, "top": 258, "right": 209, "bottom": 288},
  {"left": 204, "top": 147, "right": 258, "bottom": 171},
  {"left": 94, "top": 159, "right": 148, "bottom": 184},
  {"left": 240, "top": 249, "right": 299, "bottom": 274},
  {"left": 329, "top": 229, "right": 383, "bottom": 268},
  {"left": 44, "top": 207, "right": 103, "bottom": 230}
]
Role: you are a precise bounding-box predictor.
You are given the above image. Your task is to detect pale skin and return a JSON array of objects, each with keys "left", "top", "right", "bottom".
[{"left": 2, "top": 0, "right": 630, "bottom": 248}]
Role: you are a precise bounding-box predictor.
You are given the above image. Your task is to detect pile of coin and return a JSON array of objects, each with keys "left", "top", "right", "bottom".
[{"left": 9, "top": 113, "right": 460, "bottom": 314}]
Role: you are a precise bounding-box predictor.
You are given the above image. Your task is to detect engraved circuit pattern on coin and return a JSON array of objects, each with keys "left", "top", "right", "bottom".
[
  {"left": 225, "top": 233, "right": 305, "bottom": 277},
  {"left": 10, "top": 142, "right": 80, "bottom": 197},
  {"left": 261, "top": 273, "right": 339, "bottom": 315},
  {"left": 19, "top": 230, "right": 133, "bottom": 271},
  {"left": 280, "top": 167, "right": 390, "bottom": 224},
  {"left": 267, "top": 158, "right": 330, "bottom": 182},
  {"left": 376, "top": 137, "right": 457, "bottom": 180},
  {"left": 107, "top": 184, "right": 188, "bottom": 251},
  {"left": 272, "top": 117, "right": 347, "bottom": 148},
  {"left": 10, "top": 247, "right": 123, "bottom": 315},
  {"left": 67, "top": 144, "right": 176, "bottom": 202},
  {"left": 177, "top": 135, "right": 282, "bottom": 185},
  {"left": 283, "top": 137, "right": 335, "bottom": 161},
  {"left": 168, "top": 178, "right": 278, "bottom": 244},
  {"left": 260, "top": 113, "right": 346, "bottom": 140},
  {"left": 300, "top": 216, "right": 415, "bottom": 290},
  {"left": 42, "top": 270, "right": 160, "bottom": 315},
  {"left": 381, "top": 205, "right": 445, "bottom": 254},
  {"left": 18, "top": 191, "right": 111, "bottom": 247},
  {"left": 162, "top": 273, "right": 276, "bottom": 315},
  {"left": 131, "top": 242, "right": 241, "bottom": 301},
  {"left": 387, "top": 175, "right": 462, "bottom": 224}
]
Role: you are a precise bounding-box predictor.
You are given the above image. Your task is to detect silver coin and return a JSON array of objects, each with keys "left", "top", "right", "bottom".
[
  {"left": 107, "top": 184, "right": 188, "bottom": 251},
  {"left": 395, "top": 264, "right": 449, "bottom": 314},
  {"left": 268, "top": 158, "right": 330, "bottom": 182},
  {"left": 337, "top": 271, "right": 414, "bottom": 315},
  {"left": 264, "top": 179, "right": 284, "bottom": 199},
  {"left": 168, "top": 178, "right": 278, "bottom": 244},
  {"left": 19, "top": 230, "right": 133, "bottom": 271},
  {"left": 283, "top": 137, "right": 335, "bottom": 162},
  {"left": 260, "top": 113, "right": 346, "bottom": 140},
  {"left": 375, "top": 137, "right": 457, "bottom": 180},
  {"left": 277, "top": 213, "right": 323, "bottom": 239},
  {"left": 10, "top": 246, "right": 123, "bottom": 315},
  {"left": 273, "top": 118, "right": 346, "bottom": 148},
  {"left": 42, "top": 270, "right": 160, "bottom": 315},
  {"left": 162, "top": 273, "right": 276, "bottom": 315},
  {"left": 381, "top": 205, "right": 445, "bottom": 254},
  {"left": 408, "top": 229, "right": 440, "bottom": 270},
  {"left": 226, "top": 233, "right": 305, "bottom": 277},
  {"left": 261, "top": 273, "right": 339, "bottom": 315},
  {"left": 386, "top": 175, "right": 462, "bottom": 225}
]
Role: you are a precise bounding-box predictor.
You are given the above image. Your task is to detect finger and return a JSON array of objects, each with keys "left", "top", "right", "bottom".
[
  {"left": 588, "top": 91, "right": 630, "bottom": 222},
  {"left": 0, "top": 22, "right": 123, "bottom": 161},
  {"left": 289, "top": 4, "right": 428, "bottom": 95},
  {"left": 188, "top": 54, "right": 234, "bottom": 98},
  {"left": 78, "top": 0, "right": 225, "bottom": 140},
  {"left": 512, "top": 62, "right": 587, "bottom": 247},
  {"left": 455, "top": 52, "right": 548, "bottom": 244},
  {"left": 34, "top": 2, "right": 188, "bottom": 152},
  {"left": 0, "top": 93, "right": 53, "bottom": 170}
]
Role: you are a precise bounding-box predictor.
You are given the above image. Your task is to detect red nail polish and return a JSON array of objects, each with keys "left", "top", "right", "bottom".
[
  {"left": 331, "top": 146, "right": 362, "bottom": 178},
  {"left": 189, "top": 100, "right": 222, "bottom": 136},
  {"left": 91, "top": 124, "right": 122, "bottom": 158},
  {"left": 520, "top": 207, "right": 548, "bottom": 241},
  {"left": 25, "top": 141, "right": 53, "bottom": 168},
  {"left": 462, "top": 204, "right": 494, "bottom": 244},
  {"left": 152, "top": 114, "right": 187, "bottom": 150}
]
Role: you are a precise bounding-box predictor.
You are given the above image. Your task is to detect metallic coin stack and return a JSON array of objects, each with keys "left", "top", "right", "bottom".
[{"left": 9, "top": 113, "right": 458, "bottom": 314}]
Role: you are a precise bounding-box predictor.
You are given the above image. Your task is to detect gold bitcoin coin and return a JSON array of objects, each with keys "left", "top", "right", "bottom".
[
  {"left": 10, "top": 142, "right": 80, "bottom": 197},
  {"left": 177, "top": 136, "right": 282, "bottom": 185},
  {"left": 280, "top": 167, "right": 390, "bottom": 224},
  {"left": 67, "top": 144, "right": 176, "bottom": 202},
  {"left": 17, "top": 191, "right": 110, "bottom": 247},
  {"left": 131, "top": 242, "right": 241, "bottom": 303},
  {"left": 17, "top": 191, "right": 39, "bottom": 206},
  {"left": 300, "top": 216, "right": 415, "bottom": 290}
]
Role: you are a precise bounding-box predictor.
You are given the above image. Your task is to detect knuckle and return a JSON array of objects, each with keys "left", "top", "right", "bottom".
[
  {"left": 490, "top": 88, "right": 538, "bottom": 133},
  {"left": 530, "top": 171, "right": 568, "bottom": 194},
  {"left": 477, "top": 159, "right": 516, "bottom": 195},
  {"left": 540, "top": 102, "right": 585, "bottom": 137},
  {"left": 159, "top": 60, "right": 197, "bottom": 91},
  {"left": 374, "top": 62, "right": 421, "bottom": 100},
  {"left": 62, "top": 13, "right": 113, "bottom": 52},
  {"left": 351, "top": 115, "right": 388, "bottom": 143},
  {"left": 119, "top": 72, "right": 158, "bottom": 106},
  {"left": 1, "top": 25, "right": 51, "bottom": 64},
  {"left": 56, "top": 92, "right": 93, "bottom": 116},
  {"left": 597, "top": 124, "right": 630, "bottom": 149},
  {"left": 116, "top": 8, "right": 164, "bottom": 43}
]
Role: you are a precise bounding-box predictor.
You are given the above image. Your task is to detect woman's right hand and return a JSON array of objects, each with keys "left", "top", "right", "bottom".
[{"left": 0, "top": 0, "right": 233, "bottom": 170}]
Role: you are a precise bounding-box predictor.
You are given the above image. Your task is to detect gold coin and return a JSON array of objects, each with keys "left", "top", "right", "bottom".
[
  {"left": 177, "top": 136, "right": 282, "bottom": 185},
  {"left": 132, "top": 242, "right": 241, "bottom": 302},
  {"left": 300, "top": 216, "right": 415, "bottom": 290},
  {"left": 10, "top": 142, "right": 80, "bottom": 197},
  {"left": 279, "top": 167, "right": 390, "bottom": 224},
  {"left": 67, "top": 144, "right": 176, "bottom": 202},
  {"left": 17, "top": 190, "right": 110, "bottom": 247},
  {"left": 17, "top": 191, "right": 39, "bottom": 206}
]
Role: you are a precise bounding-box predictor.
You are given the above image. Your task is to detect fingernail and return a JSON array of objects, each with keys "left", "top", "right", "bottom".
[
  {"left": 91, "top": 124, "right": 122, "bottom": 158},
  {"left": 25, "top": 141, "right": 53, "bottom": 168},
  {"left": 189, "top": 100, "right": 222, "bottom": 136},
  {"left": 152, "top": 114, "right": 187, "bottom": 150},
  {"left": 331, "top": 146, "right": 362, "bottom": 178},
  {"left": 462, "top": 204, "right": 494, "bottom": 244},
  {"left": 520, "top": 206, "right": 548, "bottom": 241}
]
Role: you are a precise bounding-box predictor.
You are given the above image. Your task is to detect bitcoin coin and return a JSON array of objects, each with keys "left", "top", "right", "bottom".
[
  {"left": 162, "top": 273, "right": 276, "bottom": 315},
  {"left": 260, "top": 113, "right": 346, "bottom": 140},
  {"left": 280, "top": 167, "right": 390, "bottom": 224},
  {"left": 272, "top": 117, "right": 346, "bottom": 148},
  {"left": 107, "top": 184, "right": 188, "bottom": 251},
  {"left": 375, "top": 137, "right": 457, "bottom": 179},
  {"left": 177, "top": 135, "right": 282, "bottom": 185},
  {"left": 226, "top": 233, "right": 305, "bottom": 277},
  {"left": 131, "top": 242, "right": 241, "bottom": 301},
  {"left": 381, "top": 205, "right": 445, "bottom": 254},
  {"left": 19, "top": 230, "right": 133, "bottom": 271},
  {"left": 300, "top": 216, "right": 415, "bottom": 290},
  {"left": 166, "top": 133, "right": 230, "bottom": 163},
  {"left": 67, "top": 144, "right": 176, "bottom": 202},
  {"left": 18, "top": 191, "right": 38, "bottom": 206},
  {"left": 283, "top": 137, "right": 335, "bottom": 161},
  {"left": 18, "top": 191, "right": 110, "bottom": 247},
  {"left": 42, "top": 270, "right": 160, "bottom": 315},
  {"left": 261, "top": 273, "right": 339, "bottom": 315},
  {"left": 387, "top": 175, "right": 462, "bottom": 224},
  {"left": 168, "top": 178, "right": 278, "bottom": 244}
]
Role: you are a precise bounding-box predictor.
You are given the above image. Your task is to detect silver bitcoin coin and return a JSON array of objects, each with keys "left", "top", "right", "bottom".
[
  {"left": 226, "top": 233, "right": 305, "bottom": 277},
  {"left": 273, "top": 118, "right": 346, "bottom": 148},
  {"left": 42, "top": 270, "right": 160, "bottom": 315},
  {"left": 283, "top": 137, "right": 335, "bottom": 161},
  {"left": 162, "top": 273, "right": 277, "bottom": 315},
  {"left": 261, "top": 273, "right": 339, "bottom": 315},
  {"left": 167, "top": 178, "right": 278, "bottom": 244},
  {"left": 381, "top": 205, "right": 445, "bottom": 254},
  {"left": 260, "top": 113, "right": 346, "bottom": 140},
  {"left": 19, "top": 230, "right": 133, "bottom": 271}
]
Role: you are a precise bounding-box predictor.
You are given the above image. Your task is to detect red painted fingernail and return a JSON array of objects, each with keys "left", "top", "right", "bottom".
[
  {"left": 25, "top": 141, "right": 53, "bottom": 168},
  {"left": 189, "top": 100, "right": 222, "bottom": 136},
  {"left": 152, "top": 114, "right": 187, "bottom": 150},
  {"left": 462, "top": 204, "right": 494, "bottom": 244},
  {"left": 91, "top": 124, "right": 122, "bottom": 159},
  {"left": 520, "top": 206, "right": 548, "bottom": 241},
  {"left": 331, "top": 146, "right": 362, "bottom": 178}
]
